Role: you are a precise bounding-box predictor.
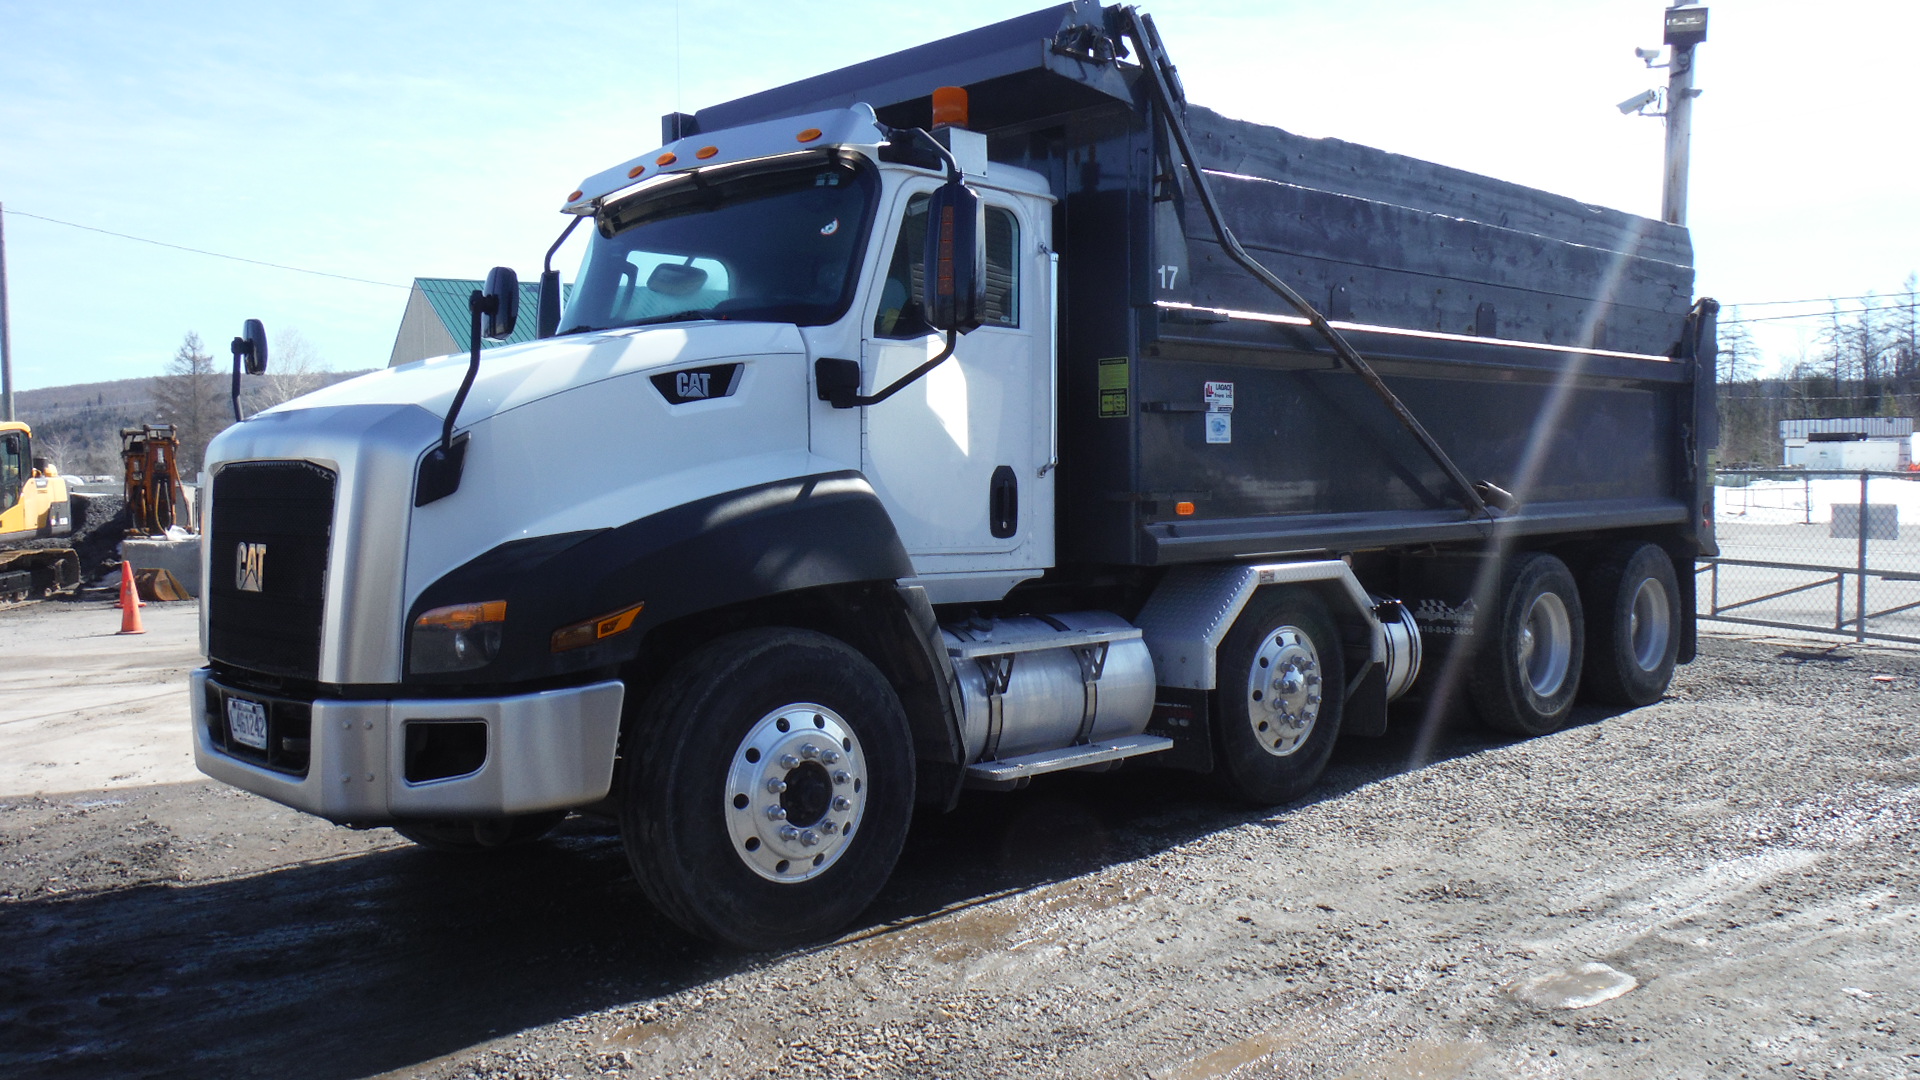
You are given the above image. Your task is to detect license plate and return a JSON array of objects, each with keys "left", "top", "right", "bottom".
[{"left": 226, "top": 696, "right": 269, "bottom": 751}]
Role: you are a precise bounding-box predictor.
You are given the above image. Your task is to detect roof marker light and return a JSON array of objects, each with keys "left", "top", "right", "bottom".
[
  {"left": 656, "top": 152, "right": 677, "bottom": 166},
  {"left": 1175, "top": 502, "right": 1196, "bottom": 516},
  {"left": 797, "top": 127, "right": 822, "bottom": 143},
  {"left": 627, "top": 165, "right": 645, "bottom": 179},
  {"left": 696, "top": 145, "right": 719, "bottom": 159},
  {"left": 567, "top": 190, "right": 584, "bottom": 201}
]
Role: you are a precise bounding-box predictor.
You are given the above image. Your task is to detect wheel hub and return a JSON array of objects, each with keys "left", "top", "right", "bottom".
[
  {"left": 1517, "top": 592, "right": 1573, "bottom": 698},
  {"left": 1245, "top": 627, "right": 1323, "bottom": 757},
  {"left": 725, "top": 705, "right": 867, "bottom": 882}
]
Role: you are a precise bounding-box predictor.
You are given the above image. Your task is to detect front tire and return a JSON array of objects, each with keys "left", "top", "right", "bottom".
[
  {"left": 618, "top": 628, "right": 914, "bottom": 950},
  {"left": 1471, "top": 552, "right": 1585, "bottom": 736},
  {"left": 1581, "top": 542, "right": 1681, "bottom": 706},
  {"left": 1212, "top": 588, "right": 1345, "bottom": 806}
]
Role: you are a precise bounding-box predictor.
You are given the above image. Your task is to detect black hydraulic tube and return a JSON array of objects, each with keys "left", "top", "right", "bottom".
[{"left": 1120, "top": 8, "right": 1498, "bottom": 521}]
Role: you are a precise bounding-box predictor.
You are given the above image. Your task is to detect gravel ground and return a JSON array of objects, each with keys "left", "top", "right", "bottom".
[{"left": 2, "top": 606, "right": 1917, "bottom": 1080}]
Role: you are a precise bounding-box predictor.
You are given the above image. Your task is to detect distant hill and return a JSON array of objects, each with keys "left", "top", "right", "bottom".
[{"left": 16, "top": 370, "right": 373, "bottom": 475}]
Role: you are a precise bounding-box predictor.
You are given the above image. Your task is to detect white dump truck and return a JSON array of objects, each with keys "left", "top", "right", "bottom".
[{"left": 193, "top": 2, "right": 1718, "bottom": 948}]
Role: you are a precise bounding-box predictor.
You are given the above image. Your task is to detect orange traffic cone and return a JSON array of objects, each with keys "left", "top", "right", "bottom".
[{"left": 116, "top": 560, "right": 146, "bottom": 635}]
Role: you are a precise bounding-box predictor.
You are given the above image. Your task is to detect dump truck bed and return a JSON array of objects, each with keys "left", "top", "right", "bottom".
[{"left": 686, "top": 0, "right": 1714, "bottom": 566}]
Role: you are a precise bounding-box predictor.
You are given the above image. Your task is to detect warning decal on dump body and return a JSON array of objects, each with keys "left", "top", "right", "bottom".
[{"left": 1098, "top": 357, "right": 1130, "bottom": 418}]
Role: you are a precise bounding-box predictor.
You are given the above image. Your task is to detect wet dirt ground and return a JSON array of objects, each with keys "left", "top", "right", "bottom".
[{"left": 3, "top": 599, "right": 1918, "bottom": 1079}]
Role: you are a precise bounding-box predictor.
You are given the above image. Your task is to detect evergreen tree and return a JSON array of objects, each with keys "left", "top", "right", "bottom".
[{"left": 150, "top": 332, "right": 230, "bottom": 476}]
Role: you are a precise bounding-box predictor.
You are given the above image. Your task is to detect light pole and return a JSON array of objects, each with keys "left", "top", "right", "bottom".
[{"left": 1661, "top": 5, "right": 1709, "bottom": 226}]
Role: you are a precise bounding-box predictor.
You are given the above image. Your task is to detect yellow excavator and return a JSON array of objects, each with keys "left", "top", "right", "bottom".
[{"left": 0, "top": 420, "right": 80, "bottom": 601}]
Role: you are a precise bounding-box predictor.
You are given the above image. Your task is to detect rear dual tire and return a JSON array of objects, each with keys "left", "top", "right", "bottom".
[
  {"left": 1471, "top": 552, "right": 1585, "bottom": 736},
  {"left": 1582, "top": 542, "right": 1681, "bottom": 707}
]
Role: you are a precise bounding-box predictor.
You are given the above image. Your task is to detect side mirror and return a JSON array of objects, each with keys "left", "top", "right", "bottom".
[
  {"left": 920, "top": 179, "right": 985, "bottom": 334},
  {"left": 482, "top": 266, "right": 519, "bottom": 340},
  {"left": 235, "top": 318, "right": 269, "bottom": 375},
  {"left": 537, "top": 269, "right": 563, "bottom": 338},
  {"left": 230, "top": 318, "right": 269, "bottom": 423}
]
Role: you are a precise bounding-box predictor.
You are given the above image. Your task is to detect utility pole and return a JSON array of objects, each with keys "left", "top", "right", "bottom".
[
  {"left": 1661, "top": 5, "right": 1709, "bottom": 226},
  {"left": 0, "top": 202, "right": 13, "bottom": 422}
]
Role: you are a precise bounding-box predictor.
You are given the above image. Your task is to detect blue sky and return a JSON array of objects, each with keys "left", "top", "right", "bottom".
[{"left": 2, "top": 0, "right": 1915, "bottom": 390}]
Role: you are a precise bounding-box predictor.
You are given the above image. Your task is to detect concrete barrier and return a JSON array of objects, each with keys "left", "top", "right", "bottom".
[{"left": 122, "top": 537, "right": 203, "bottom": 598}]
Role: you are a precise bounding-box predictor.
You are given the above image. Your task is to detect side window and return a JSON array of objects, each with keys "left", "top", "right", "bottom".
[
  {"left": 0, "top": 434, "right": 20, "bottom": 513},
  {"left": 874, "top": 198, "right": 1022, "bottom": 338},
  {"left": 982, "top": 206, "right": 1019, "bottom": 328},
  {"left": 874, "top": 195, "right": 931, "bottom": 339}
]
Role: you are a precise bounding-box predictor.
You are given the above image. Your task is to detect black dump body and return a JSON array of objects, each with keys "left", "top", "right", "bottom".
[{"left": 686, "top": 0, "right": 1717, "bottom": 568}]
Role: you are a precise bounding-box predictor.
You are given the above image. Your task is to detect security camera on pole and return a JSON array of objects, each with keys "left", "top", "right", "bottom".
[{"left": 1620, "top": 4, "right": 1709, "bottom": 227}]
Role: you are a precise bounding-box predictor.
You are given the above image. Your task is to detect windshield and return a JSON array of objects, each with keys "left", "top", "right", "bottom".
[{"left": 559, "top": 154, "right": 877, "bottom": 334}]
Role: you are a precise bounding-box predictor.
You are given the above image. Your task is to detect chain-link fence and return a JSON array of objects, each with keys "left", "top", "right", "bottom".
[{"left": 1702, "top": 469, "right": 1920, "bottom": 643}]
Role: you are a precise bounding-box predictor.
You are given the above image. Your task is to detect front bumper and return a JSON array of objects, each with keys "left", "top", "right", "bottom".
[{"left": 191, "top": 669, "right": 625, "bottom": 823}]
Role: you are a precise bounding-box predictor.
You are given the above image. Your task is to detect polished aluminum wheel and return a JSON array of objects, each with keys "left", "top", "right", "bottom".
[
  {"left": 1244, "top": 626, "right": 1324, "bottom": 757},
  {"left": 1628, "top": 575, "right": 1672, "bottom": 673},
  {"left": 1517, "top": 591, "right": 1574, "bottom": 698},
  {"left": 723, "top": 704, "right": 868, "bottom": 883}
]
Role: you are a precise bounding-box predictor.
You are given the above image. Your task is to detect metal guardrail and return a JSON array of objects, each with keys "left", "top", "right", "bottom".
[{"left": 1700, "top": 469, "right": 1920, "bottom": 644}]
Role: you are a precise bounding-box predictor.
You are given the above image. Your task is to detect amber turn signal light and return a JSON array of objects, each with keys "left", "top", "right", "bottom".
[{"left": 551, "top": 602, "right": 646, "bottom": 654}]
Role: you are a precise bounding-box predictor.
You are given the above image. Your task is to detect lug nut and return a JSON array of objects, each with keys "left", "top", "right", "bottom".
[
  {"left": 820, "top": 821, "right": 839, "bottom": 835},
  {"left": 779, "top": 753, "right": 800, "bottom": 769},
  {"left": 800, "top": 743, "right": 821, "bottom": 760},
  {"left": 766, "top": 806, "right": 788, "bottom": 821},
  {"left": 822, "top": 749, "right": 841, "bottom": 764},
  {"left": 800, "top": 829, "right": 819, "bottom": 847},
  {"left": 833, "top": 796, "right": 852, "bottom": 812},
  {"left": 833, "top": 770, "right": 851, "bottom": 785},
  {"left": 780, "top": 825, "right": 800, "bottom": 841},
  {"left": 766, "top": 778, "right": 788, "bottom": 794}
]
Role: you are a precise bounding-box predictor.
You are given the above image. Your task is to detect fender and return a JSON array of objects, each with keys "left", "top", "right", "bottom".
[{"left": 405, "top": 471, "right": 913, "bottom": 685}]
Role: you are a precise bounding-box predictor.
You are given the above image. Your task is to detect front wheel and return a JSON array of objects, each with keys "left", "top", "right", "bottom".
[
  {"left": 618, "top": 628, "right": 914, "bottom": 950},
  {"left": 1212, "top": 588, "right": 1346, "bottom": 806},
  {"left": 1471, "top": 552, "right": 1585, "bottom": 736}
]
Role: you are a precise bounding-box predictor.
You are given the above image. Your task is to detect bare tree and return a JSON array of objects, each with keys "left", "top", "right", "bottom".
[
  {"left": 1718, "top": 308, "right": 1758, "bottom": 383},
  {"left": 244, "top": 327, "right": 331, "bottom": 413},
  {"left": 150, "top": 332, "right": 230, "bottom": 476}
]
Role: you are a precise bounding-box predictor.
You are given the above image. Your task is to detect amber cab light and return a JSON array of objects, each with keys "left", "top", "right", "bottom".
[
  {"left": 1175, "top": 501, "right": 1196, "bottom": 516},
  {"left": 551, "top": 602, "right": 646, "bottom": 654},
  {"left": 931, "top": 85, "right": 969, "bottom": 128}
]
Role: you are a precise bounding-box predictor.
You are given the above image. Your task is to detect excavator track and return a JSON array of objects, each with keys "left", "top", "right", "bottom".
[{"left": 0, "top": 548, "right": 82, "bottom": 605}]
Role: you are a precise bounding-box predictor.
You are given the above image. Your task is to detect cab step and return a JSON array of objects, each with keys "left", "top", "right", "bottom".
[{"left": 963, "top": 733, "right": 1174, "bottom": 790}]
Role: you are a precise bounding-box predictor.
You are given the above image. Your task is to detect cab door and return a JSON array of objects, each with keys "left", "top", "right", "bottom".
[{"left": 858, "top": 181, "right": 1054, "bottom": 593}]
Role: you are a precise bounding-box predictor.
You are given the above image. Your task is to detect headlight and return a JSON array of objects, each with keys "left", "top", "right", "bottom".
[{"left": 410, "top": 601, "right": 507, "bottom": 674}]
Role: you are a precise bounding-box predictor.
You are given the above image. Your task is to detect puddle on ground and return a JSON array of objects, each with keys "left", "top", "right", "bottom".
[
  {"left": 1511, "top": 962, "right": 1638, "bottom": 1010},
  {"left": 1155, "top": 1017, "right": 1315, "bottom": 1080},
  {"left": 1335, "top": 1040, "right": 1487, "bottom": 1080},
  {"left": 858, "top": 878, "right": 1146, "bottom": 964},
  {"left": 604, "top": 1016, "right": 686, "bottom": 1047}
]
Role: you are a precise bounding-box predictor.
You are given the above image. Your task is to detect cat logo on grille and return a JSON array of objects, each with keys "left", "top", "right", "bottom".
[{"left": 236, "top": 543, "right": 267, "bottom": 593}]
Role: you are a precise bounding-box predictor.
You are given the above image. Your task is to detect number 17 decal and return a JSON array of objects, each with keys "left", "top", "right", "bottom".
[{"left": 1157, "top": 264, "right": 1180, "bottom": 290}]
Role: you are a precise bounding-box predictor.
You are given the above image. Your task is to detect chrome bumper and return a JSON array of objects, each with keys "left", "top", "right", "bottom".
[{"left": 191, "top": 669, "right": 625, "bottom": 823}]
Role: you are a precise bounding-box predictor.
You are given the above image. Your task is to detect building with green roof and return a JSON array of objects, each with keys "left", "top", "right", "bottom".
[{"left": 388, "top": 278, "right": 573, "bottom": 367}]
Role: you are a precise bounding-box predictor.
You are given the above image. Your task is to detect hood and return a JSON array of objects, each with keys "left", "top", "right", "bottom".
[{"left": 270, "top": 321, "right": 807, "bottom": 433}]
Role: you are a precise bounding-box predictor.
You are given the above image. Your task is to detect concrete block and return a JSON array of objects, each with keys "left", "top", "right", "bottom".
[{"left": 122, "top": 537, "right": 203, "bottom": 598}]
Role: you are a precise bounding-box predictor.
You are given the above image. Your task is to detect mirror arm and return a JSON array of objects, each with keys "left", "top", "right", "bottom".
[
  {"left": 829, "top": 329, "right": 957, "bottom": 409},
  {"left": 543, "top": 215, "right": 582, "bottom": 276},
  {"left": 443, "top": 292, "right": 490, "bottom": 451}
]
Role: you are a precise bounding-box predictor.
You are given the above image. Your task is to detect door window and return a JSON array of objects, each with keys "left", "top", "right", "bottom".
[
  {"left": 0, "top": 434, "right": 21, "bottom": 513},
  {"left": 874, "top": 196, "right": 1020, "bottom": 338}
]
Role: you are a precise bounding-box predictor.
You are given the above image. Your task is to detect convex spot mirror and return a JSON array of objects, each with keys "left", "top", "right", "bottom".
[
  {"left": 920, "top": 179, "right": 985, "bottom": 334},
  {"left": 233, "top": 318, "right": 269, "bottom": 375},
  {"left": 481, "top": 266, "right": 519, "bottom": 340}
]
